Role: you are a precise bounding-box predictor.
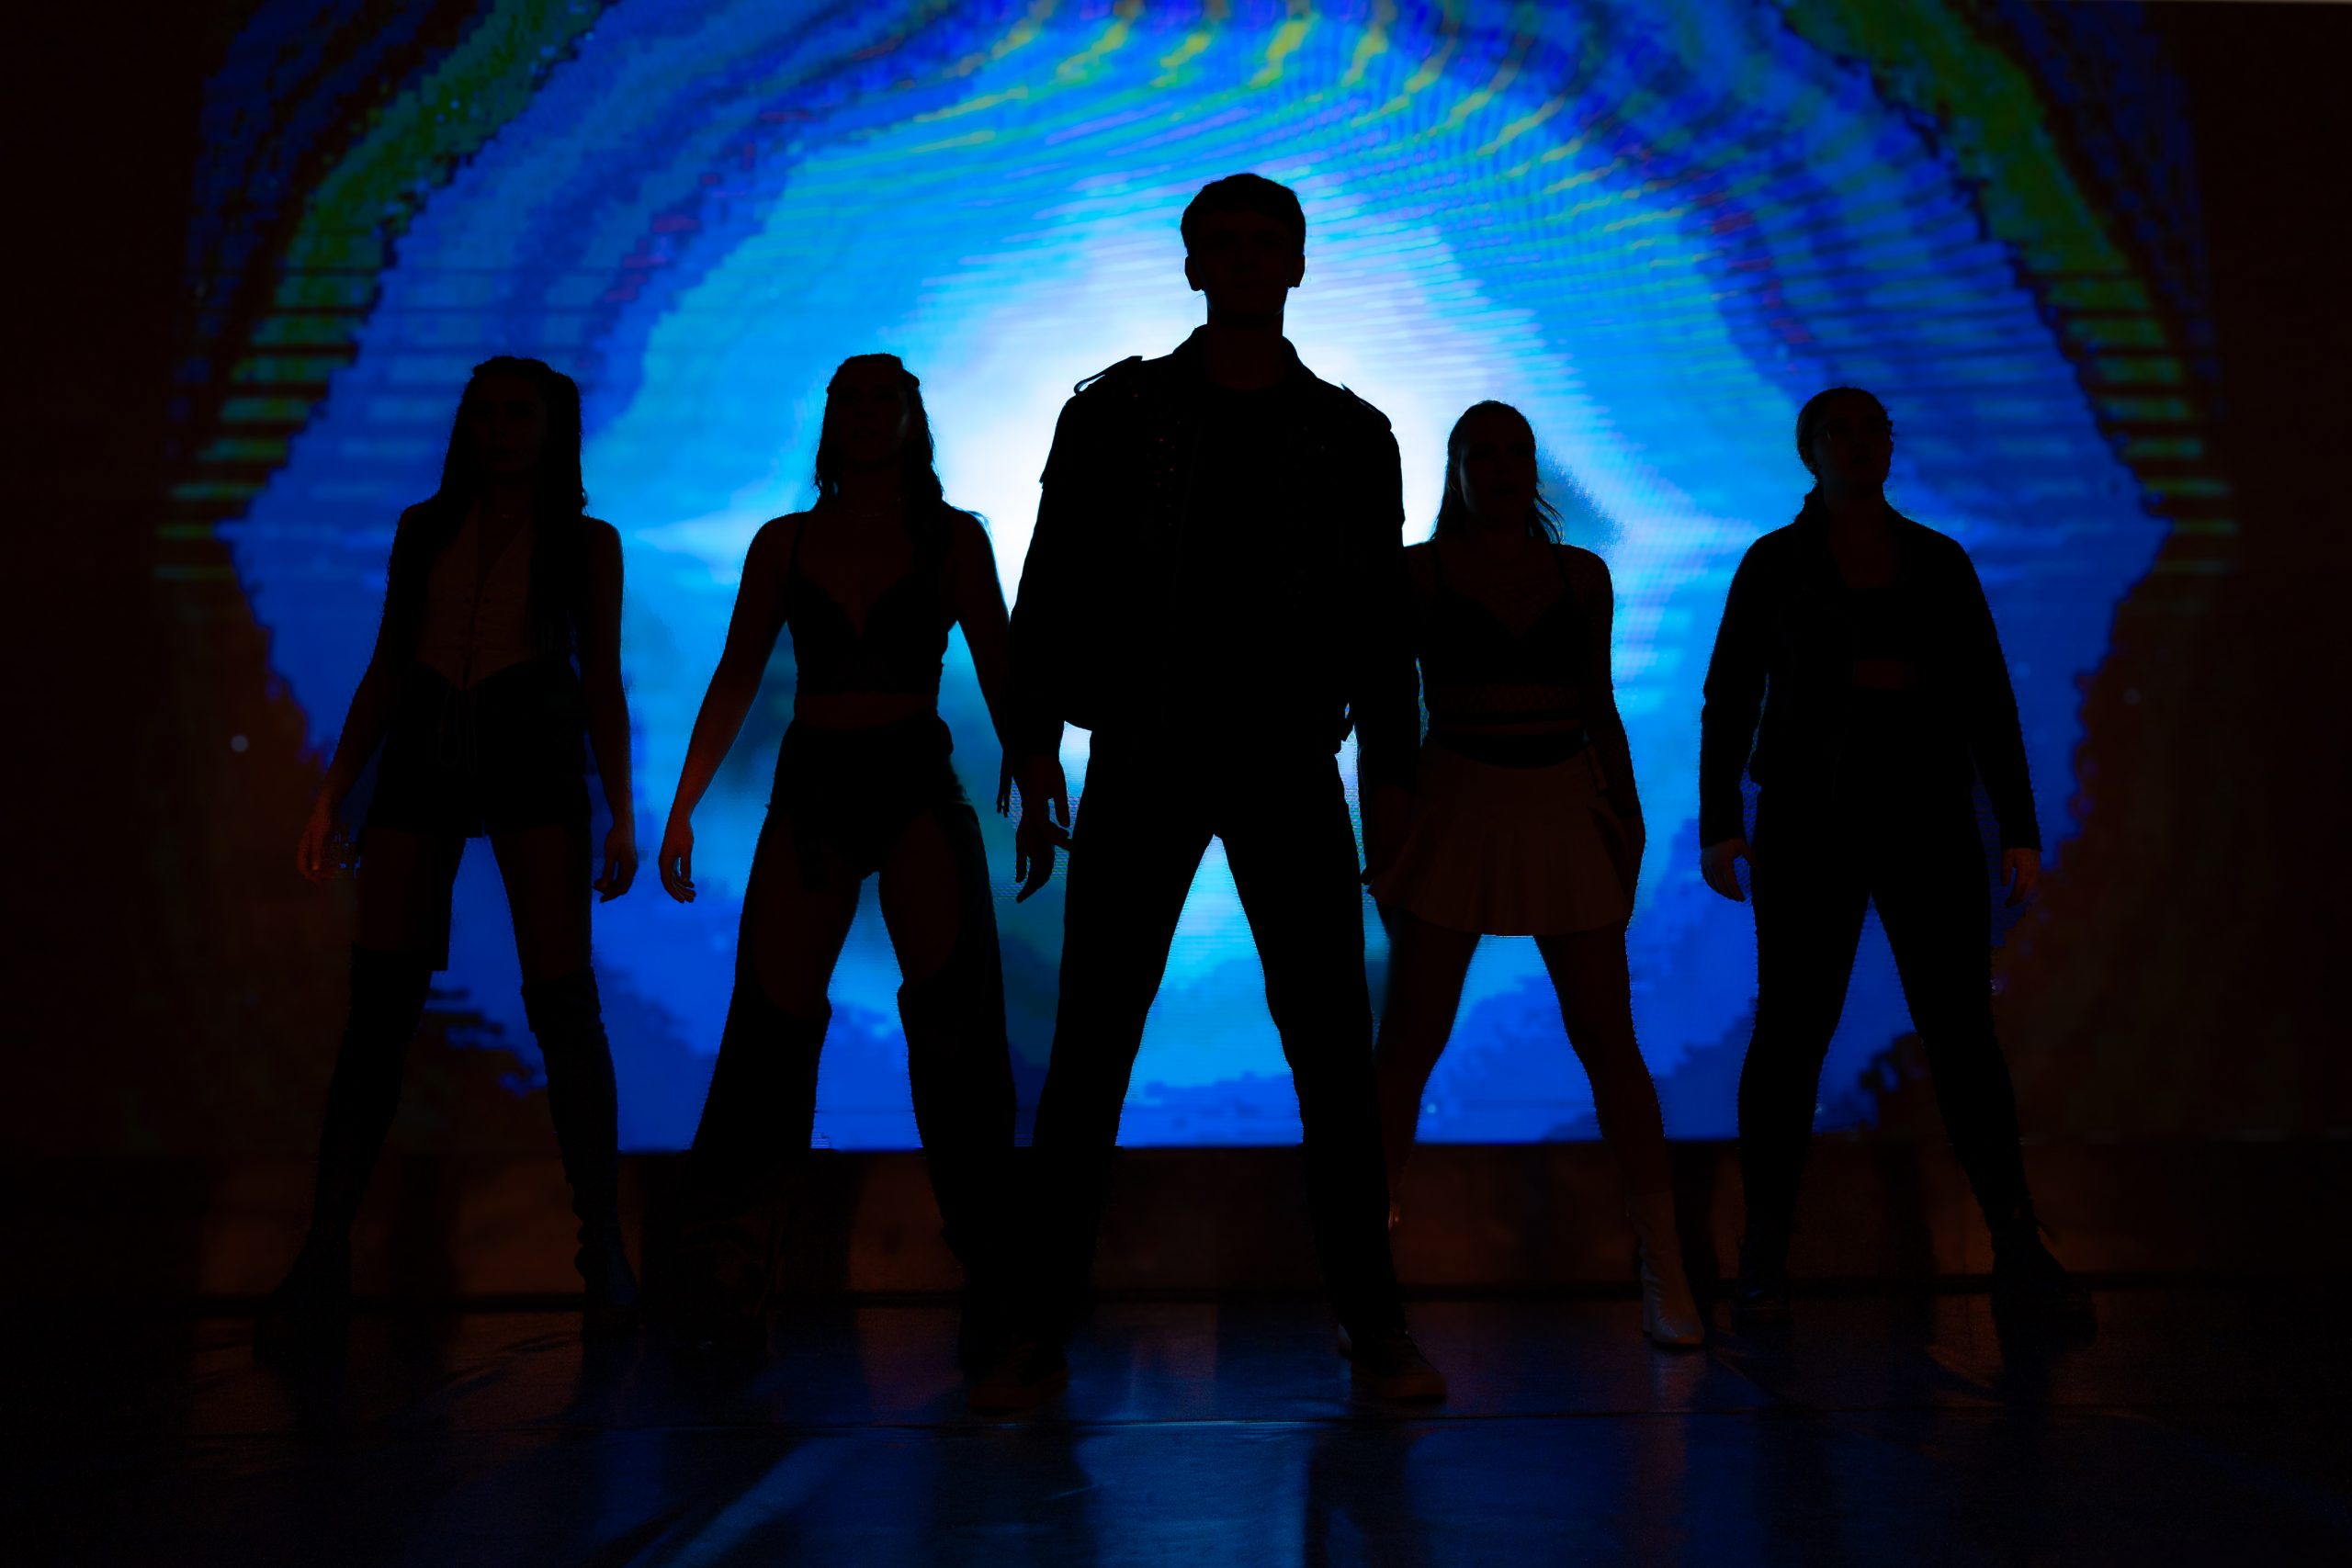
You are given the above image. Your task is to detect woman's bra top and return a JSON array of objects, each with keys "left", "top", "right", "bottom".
[
  {"left": 414, "top": 508, "right": 541, "bottom": 689},
  {"left": 783, "top": 510, "right": 954, "bottom": 699},
  {"left": 1414, "top": 540, "right": 1587, "bottom": 709}
]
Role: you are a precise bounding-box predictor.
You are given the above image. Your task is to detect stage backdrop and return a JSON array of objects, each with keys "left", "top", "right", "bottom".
[{"left": 170, "top": 0, "right": 2223, "bottom": 1150}]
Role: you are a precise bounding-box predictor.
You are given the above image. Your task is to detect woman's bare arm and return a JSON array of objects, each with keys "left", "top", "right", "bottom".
[
  {"left": 1574, "top": 548, "right": 1643, "bottom": 828},
  {"left": 578, "top": 519, "right": 632, "bottom": 823},
  {"left": 297, "top": 509, "right": 427, "bottom": 878},
  {"left": 665, "top": 518, "right": 794, "bottom": 827},
  {"left": 949, "top": 510, "right": 1069, "bottom": 897},
  {"left": 577, "top": 520, "right": 639, "bottom": 898}
]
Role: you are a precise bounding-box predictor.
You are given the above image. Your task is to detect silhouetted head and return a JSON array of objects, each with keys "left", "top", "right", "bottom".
[
  {"left": 1795, "top": 386, "right": 1894, "bottom": 496},
  {"left": 401, "top": 357, "right": 589, "bottom": 656},
  {"left": 1434, "top": 401, "right": 1564, "bottom": 544},
  {"left": 1182, "top": 174, "right": 1306, "bottom": 318},
  {"left": 813, "top": 353, "right": 945, "bottom": 509},
  {"left": 437, "top": 355, "right": 587, "bottom": 513}
]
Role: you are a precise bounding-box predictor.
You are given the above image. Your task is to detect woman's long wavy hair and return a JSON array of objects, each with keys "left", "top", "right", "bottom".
[
  {"left": 384, "top": 356, "right": 592, "bottom": 659},
  {"left": 813, "top": 354, "right": 949, "bottom": 510},
  {"left": 1430, "top": 400, "right": 1564, "bottom": 545}
]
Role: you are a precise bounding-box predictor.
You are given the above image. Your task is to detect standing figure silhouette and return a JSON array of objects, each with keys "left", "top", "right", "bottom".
[
  {"left": 984, "top": 174, "right": 1444, "bottom": 1409},
  {"left": 1699, "top": 386, "right": 2092, "bottom": 1328},
  {"left": 265, "top": 355, "right": 640, "bottom": 1341},
  {"left": 654, "top": 355, "right": 1062, "bottom": 1372},
  {"left": 1366, "top": 400, "right": 1703, "bottom": 1348}
]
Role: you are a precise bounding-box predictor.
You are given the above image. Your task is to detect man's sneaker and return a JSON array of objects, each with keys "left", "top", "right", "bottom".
[
  {"left": 1991, "top": 1232, "right": 2096, "bottom": 1327},
  {"left": 1728, "top": 1248, "right": 1793, "bottom": 1329},
  {"left": 967, "top": 1338, "right": 1069, "bottom": 1416},
  {"left": 1339, "top": 1325, "right": 1448, "bottom": 1404}
]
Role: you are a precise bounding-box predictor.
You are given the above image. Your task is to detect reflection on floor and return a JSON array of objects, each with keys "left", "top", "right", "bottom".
[{"left": 10, "top": 1290, "right": 2347, "bottom": 1564}]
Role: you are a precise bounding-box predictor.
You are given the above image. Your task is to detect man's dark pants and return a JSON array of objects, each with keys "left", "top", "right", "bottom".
[{"left": 1025, "top": 728, "right": 1406, "bottom": 1343}]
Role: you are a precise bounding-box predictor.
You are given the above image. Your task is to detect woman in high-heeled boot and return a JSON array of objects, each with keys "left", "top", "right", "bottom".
[
  {"left": 654, "top": 355, "right": 1064, "bottom": 1371},
  {"left": 1366, "top": 401, "right": 1703, "bottom": 1348},
  {"left": 265, "top": 356, "right": 641, "bottom": 1343}
]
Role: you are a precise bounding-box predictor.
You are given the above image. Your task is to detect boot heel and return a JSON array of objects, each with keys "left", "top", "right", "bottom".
[{"left": 1626, "top": 1192, "right": 1705, "bottom": 1348}]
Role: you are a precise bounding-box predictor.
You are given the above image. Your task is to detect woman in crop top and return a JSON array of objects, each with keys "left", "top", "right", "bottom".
[
  {"left": 1699, "top": 387, "right": 2089, "bottom": 1329},
  {"left": 1364, "top": 400, "right": 1702, "bottom": 1347},
  {"left": 264, "top": 356, "right": 640, "bottom": 1343},
  {"left": 654, "top": 355, "right": 1066, "bottom": 1367}
]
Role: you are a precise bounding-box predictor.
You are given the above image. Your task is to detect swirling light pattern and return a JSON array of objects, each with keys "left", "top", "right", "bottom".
[{"left": 175, "top": 0, "right": 2224, "bottom": 1147}]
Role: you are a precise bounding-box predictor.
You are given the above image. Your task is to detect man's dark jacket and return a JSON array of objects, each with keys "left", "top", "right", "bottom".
[
  {"left": 1008, "top": 330, "right": 1419, "bottom": 793},
  {"left": 1698, "top": 502, "right": 2041, "bottom": 852}
]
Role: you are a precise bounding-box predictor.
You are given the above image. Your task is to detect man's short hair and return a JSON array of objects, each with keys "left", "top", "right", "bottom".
[{"left": 1181, "top": 174, "right": 1306, "bottom": 254}]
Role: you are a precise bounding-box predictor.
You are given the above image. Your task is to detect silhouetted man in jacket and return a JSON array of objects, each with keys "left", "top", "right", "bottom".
[{"left": 978, "top": 174, "right": 1443, "bottom": 1408}]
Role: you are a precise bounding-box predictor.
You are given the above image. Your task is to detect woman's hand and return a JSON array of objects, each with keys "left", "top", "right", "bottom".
[
  {"left": 1012, "top": 754, "right": 1072, "bottom": 902},
  {"left": 2001, "top": 846, "right": 2041, "bottom": 908},
  {"left": 1701, "top": 836, "right": 1752, "bottom": 903},
  {"left": 296, "top": 790, "right": 345, "bottom": 883},
  {"left": 657, "top": 815, "right": 697, "bottom": 904},
  {"left": 594, "top": 820, "right": 639, "bottom": 902}
]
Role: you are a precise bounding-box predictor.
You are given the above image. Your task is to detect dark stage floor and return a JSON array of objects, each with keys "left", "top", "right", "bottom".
[{"left": 11, "top": 1287, "right": 2348, "bottom": 1565}]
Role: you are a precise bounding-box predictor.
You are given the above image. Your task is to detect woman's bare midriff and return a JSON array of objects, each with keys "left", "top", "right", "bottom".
[{"left": 1426, "top": 680, "right": 1583, "bottom": 733}]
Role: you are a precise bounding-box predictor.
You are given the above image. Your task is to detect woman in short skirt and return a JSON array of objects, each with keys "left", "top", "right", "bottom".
[{"left": 1366, "top": 400, "right": 1702, "bottom": 1346}]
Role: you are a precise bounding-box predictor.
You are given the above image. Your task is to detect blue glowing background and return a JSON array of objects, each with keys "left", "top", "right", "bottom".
[{"left": 195, "top": 0, "right": 2202, "bottom": 1148}]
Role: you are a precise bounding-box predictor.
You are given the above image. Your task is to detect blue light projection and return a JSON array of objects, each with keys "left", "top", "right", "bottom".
[{"left": 196, "top": 0, "right": 2201, "bottom": 1148}]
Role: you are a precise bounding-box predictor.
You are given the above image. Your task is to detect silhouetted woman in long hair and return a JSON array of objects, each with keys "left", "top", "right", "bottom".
[
  {"left": 1367, "top": 400, "right": 1703, "bottom": 1347},
  {"left": 656, "top": 353, "right": 1061, "bottom": 1367},
  {"left": 1699, "top": 386, "right": 2089, "bottom": 1327},
  {"left": 266, "top": 355, "right": 639, "bottom": 1339}
]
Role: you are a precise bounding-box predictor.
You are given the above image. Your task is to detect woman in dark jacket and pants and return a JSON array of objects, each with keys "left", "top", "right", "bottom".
[{"left": 1699, "top": 387, "right": 2089, "bottom": 1327}]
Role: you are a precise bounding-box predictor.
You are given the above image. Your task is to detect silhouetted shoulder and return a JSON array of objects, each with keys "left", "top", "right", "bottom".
[
  {"left": 1299, "top": 368, "right": 1394, "bottom": 436},
  {"left": 747, "top": 511, "right": 812, "bottom": 568},
  {"left": 1069, "top": 355, "right": 1148, "bottom": 398},
  {"left": 942, "top": 507, "right": 994, "bottom": 565},
  {"left": 1553, "top": 542, "right": 1611, "bottom": 603},
  {"left": 1894, "top": 513, "right": 1971, "bottom": 564},
  {"left": 581, "top": 515, "right": 622, "bottom": 551},
  {"left": 1402, "top": 538, "right": 1439, "bottom": 592}
]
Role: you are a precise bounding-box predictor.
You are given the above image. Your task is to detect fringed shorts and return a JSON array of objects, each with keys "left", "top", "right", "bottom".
[{"left": 1367, "top": 739, "right": 1639, "bottom": 936}]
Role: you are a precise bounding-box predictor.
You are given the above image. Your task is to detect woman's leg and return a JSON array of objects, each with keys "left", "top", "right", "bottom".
[
  {"left": 266, "top": 827, "right": 458, "bottom": 1329},
  {"left": 315, "top": 828, "right": 460, "bottom": 1237},
  {"left": 1535, "top": 922, "right": 1702, "bottom": 1344},
  {"left": 1533, "top": 923, "right": 1667, "bottom": 1195},
  {"left": 1370, "top": 909, "right": 1480, "bottom": 1193},
  {"left": 490, "top": 822, "right": 638, "bottom": 1315},
  {"left": 675, "top": 810, "right": 861, "bottom": 1338},
  {"left": 878, "top": 802, "right": 1017, "bottom": 1367}
]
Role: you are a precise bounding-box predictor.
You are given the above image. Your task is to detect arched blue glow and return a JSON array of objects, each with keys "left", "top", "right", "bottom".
[{"left": 219, "top": 0, "right": 2168, "bottom": 1148}]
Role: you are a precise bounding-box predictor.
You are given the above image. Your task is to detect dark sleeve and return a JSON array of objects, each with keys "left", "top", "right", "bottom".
[
  {"left": 1351, "top": 415, "right": 1419, "bottom": 795},
  {"left": 1006, "top": 394, "right": 1095, "bottom": 756},
  {"left": 1951, "top": 546, "right": 2041, "bottom": 852},
  {"left": 1697, "top": 544, "right": 1770, "bottom": 847}
]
